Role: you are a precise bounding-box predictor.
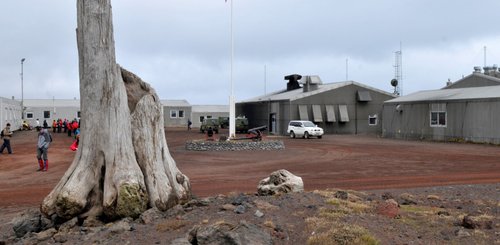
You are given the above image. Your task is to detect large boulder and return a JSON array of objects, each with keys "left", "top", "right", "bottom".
[
  {"left": 257, "top": 169, "right": 304, "bottom": 196},
  {"left": 188, "top": 221, "right": 272, "bottom": 245},
  {"left": 12, "top": 209, "right": 53, "bottom": 238}
]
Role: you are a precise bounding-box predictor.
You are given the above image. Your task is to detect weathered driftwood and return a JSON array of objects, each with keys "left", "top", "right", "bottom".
[{"left": 41, "top": 0, "right": 190, "bottom": 221}]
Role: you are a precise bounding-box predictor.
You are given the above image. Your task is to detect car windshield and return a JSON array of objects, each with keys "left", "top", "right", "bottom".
[{"left": 303, "top": 121, "right": 315, "bottom": 127}]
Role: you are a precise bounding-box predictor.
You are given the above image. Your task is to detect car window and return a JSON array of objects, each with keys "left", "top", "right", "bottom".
[{"left": 303, "top": 121, "right": 315, "bottom": 127}]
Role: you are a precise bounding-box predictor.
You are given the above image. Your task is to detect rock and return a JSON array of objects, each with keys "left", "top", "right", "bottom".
[
  {"left": 437, "top": 211, "right": 450, "bottom": 216},
  {"left": 381, "top": 192, "right": 393, "bottom": 200},
  {"left": 427, "top": 195, "right": 441, "bottom": 200},
  {"left": 189, "top": 221, "right": 272, "bottom": 245},
  {"left": 12, "top": 208, "right": 50, "bottom": 238},
  {"left": 253, "top": 200, "right": 279, "bottom": 210},
  {"left": 53, "top": 232, "right": 68, "bottom": 243},
  {"left": 254, "top": 210, "right": 265, "bottom": 218},
  {"left": 376, "top": 199, "right": 400, "bottom": 218},
  {"left": 82, "top": 216, "right": 104, "bottom": 227},
  {"left": 234, "top": 205, "right": 246, "bottom": 214},
  {"left": 140, "top": 207, "right": 165, "bottom": 224},
  {"left": 462, "top": 215, "right": 493, "bottom": 229},
  {"left": 185, "top": 198, "right": 211, "bottom": 208},
  {"left": 399, "top": 193, "right": 417, "bottom": 205},
  {"left": 170, "top": 237, "right": 192, "bottom": 245},
  {"left": 334, "top": 190, "right": 349, "bottom": 200},
  {"left": 221, "top": 204, "right": 237, "bottom": 211},
  {"left": 231, "top": 194, "right": 249, "bottom": 205},
  {"left": 108, "top": 219, "right": 132, "bottom": 233},
  {"left": 36, "top": 228, "right": 57, "bottom": 241},
  {"left": 257, "top": 169, "right": 304, "bottom": 196},
  {"left": 58, "top": 217, "right": 78, "bottom": 233},
  {"left": 455, "top": 228, "right": 471, "bottom": 238}
]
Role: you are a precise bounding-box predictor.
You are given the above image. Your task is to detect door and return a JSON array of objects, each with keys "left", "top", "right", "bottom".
[{"left": 269, "top": 113, "right": 276, "bottom": 134}]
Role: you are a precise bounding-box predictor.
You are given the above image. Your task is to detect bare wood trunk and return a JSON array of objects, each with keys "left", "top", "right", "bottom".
[{"left": 41, "top": 0, "right": 190, "bottom": 220}]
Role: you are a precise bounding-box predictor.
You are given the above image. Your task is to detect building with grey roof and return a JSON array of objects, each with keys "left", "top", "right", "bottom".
[
  {"left": 162, "top": 100, "right": 192, "bottom": 127},
  {"left": 236, "top": 75, "right": 396, "bottom": 136},
  {"left": 383, "top": 67, "right": 500, "bottom": 144},
  {"left": 191, "top": 105, "right": 229, "bottom": 128},
  {"left": 23, "top": 99, "right": 81, "bottom": 126}
]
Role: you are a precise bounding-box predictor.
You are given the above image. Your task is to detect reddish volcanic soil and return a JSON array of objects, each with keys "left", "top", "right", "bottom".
[{"left": 1, "top": 127, "right": 499, "bottom": 214}]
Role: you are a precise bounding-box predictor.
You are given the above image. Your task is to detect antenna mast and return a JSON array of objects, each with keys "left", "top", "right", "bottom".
[{"left": 393, "top": 43, "right": 403, "bottom": 95}]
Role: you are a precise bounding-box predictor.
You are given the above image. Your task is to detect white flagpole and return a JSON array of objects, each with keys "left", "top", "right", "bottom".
[{"left": 228, "top": 0, "right": 236, "bottom": 139}]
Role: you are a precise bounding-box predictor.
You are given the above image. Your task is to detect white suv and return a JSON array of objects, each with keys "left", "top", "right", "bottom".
[{"left": 287, "top": 120, "right": 324, "bottom": 139}]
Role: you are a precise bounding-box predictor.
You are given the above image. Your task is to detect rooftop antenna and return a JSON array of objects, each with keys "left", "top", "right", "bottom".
[
  {"left": 484, "top": 46, "right": 487, "bottom": 67},
  {"left": 392, "top": 42, "right": 403, "bottom": 96},
  {"left": 346, "top": 58, "right": 349, "bottom": 81}
]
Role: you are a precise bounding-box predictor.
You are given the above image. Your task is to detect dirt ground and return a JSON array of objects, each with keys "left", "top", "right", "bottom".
[
  {"left": 0, "top": 127, "right": 499, "bottom": 213},
  {"left": 0, "top": 128, "right": 499, "bottom": 244}
]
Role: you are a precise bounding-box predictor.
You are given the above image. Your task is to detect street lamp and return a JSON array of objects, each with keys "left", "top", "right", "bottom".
[{"left": 21, "top": 58, "right": 26, "bottom": 120}]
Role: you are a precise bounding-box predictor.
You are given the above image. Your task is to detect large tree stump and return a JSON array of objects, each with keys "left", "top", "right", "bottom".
[{"left": 41, "top": 0, "right": 190, "bottom": 221}]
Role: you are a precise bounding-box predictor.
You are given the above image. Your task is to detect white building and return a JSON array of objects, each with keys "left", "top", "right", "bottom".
[{"left": 0, "top": 97, "right": 22, "bottom": 130}]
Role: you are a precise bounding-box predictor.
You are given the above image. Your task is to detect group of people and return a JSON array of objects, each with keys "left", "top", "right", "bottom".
[
  {"left": 50, "top": 118, "right": 80, "bottom": 137},
  {"left": 1, "top": 118, "right": 81, "bottom": 172}
]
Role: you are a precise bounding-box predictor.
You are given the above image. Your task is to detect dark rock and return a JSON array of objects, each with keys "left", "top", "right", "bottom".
[
  {"left": 140, "top": 207, "right": 165, "bottom": 224},
  {"left": 334, "top": 190, "right": 349, "bottom": 200},
  {"left": 58, "top": 217, "right": 78, "bottom": 233},
  {"left": 189, "top": 221, "right": 272, "bottom": 245},
  {"left": 381, "top": 192, "right": 393, "bottom": 200},
  {"left": 12, "top": 209, "right": 49, "bottom": 238},
  {"left": 399, "top": 193, "right": 417, "bottom": 205},
  {"left": 234, "top": 205, "right": 246, "bottom": 214},
  {"left": 231, "top": 194, "right": 249, "bottom": 205},
  {"left": 437, "top": 211, "right": 450, "bottom": 216}
]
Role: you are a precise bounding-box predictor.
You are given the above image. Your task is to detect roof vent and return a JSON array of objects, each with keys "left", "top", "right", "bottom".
[
  {"left": 473, "top": 66, "right": 482, "bottom": 73},
  {"left": 300, "top": 75, "right": 323, "bottom": 92},
  {"left": 284, "top": 74, "right": 302, "bottom": 91}
]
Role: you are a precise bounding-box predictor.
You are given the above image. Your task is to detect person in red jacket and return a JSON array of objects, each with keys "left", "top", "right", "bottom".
[
  {"left": 67, "top": 120, "right": 72, "bottom": 137},
  {"left": 71, "top": 120, "right": 79, "bottom": 136}
]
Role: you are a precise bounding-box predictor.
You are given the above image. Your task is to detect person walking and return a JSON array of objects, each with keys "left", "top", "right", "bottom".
[
  {"left": 37, "top": 127, "right": 52, "bottom": 171},
  {"left": 0, "top": 123, "right": 13, "bottom": 154},
  {"left": 52, "top": 120, "right": 57, "bottom": 133},
  {"left": 187, "top": 119, "right": 192, "bottom": 131}
]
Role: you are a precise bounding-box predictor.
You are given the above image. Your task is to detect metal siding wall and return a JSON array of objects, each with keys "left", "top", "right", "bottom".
[{"left": 384, "top": 100, "right": 500, "bottom": 144}]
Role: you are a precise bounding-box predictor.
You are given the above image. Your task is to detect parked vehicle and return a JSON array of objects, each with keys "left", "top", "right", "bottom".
[
  {"left": 287, "top": 120, "right": 323, "bottom": 139},
  {"left": 236, "top": 117, "right": 249, "bottom": 133},
  {"left": 200, "top": 118, "right": 219, "bottom": 134},
  {"left": 219, "top": 117, "right": 229, "bottom": 128}
]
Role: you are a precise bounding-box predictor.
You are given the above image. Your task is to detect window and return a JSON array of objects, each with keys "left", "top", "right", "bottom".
[
  {"left": 206, "top": 115, "right": 212, "bottom": 119},
  {"left": 77, "top": 111, "right": 81, "bottom": 118},
  {"left": 170, "top": 110, "right": 177, "bottom": 118},
  {"left": 368, "top": 115, "right": 378, "bottom": 126},
  {"left": 430, "top": 111, "right": 446, "bottom": 127},
  {"left": 199, "top": 116, "right": 205, "bottom": 123},
  {"left": 178, "top": 110, "right": 185, "bottom": 118},
  {"left": 26, "top": 112, "right": 34, "bottom": 119},
  {"left": 44, "top": 111, "right": 50, "bottom": 119}
]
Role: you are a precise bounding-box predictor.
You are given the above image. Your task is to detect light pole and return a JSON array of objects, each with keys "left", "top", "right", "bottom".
[{"left": 21, "top": 58, "right": 26, "bottom": 120}]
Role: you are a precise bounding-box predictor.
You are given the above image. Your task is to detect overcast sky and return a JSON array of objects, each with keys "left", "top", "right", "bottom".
[{"left": 2, "top": 0, "right": 500, "bottom": 105}]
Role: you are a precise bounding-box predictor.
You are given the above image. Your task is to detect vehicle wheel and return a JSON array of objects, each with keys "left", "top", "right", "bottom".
[
  {"left": 215, "top": 130, "right": 219, "bottom": 134},
  {"left": 304, "top": 132, "right": 309, "bottom": 139},
  {"left": 290, "top": 131, "right": 295, "bottom": 138},
  {"left": 318, "top": 135, "right": 322, "bottom": 139},
  {"left": 201, "top": 129, "right": 204, "bottom": 133}
]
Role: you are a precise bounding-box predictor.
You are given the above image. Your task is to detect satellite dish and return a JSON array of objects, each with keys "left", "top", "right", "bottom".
[{"left": 390, "top": 79, "right": 398, "bottom": 87}]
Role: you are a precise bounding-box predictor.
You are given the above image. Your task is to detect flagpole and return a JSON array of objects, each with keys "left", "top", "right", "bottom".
[{"left": 228, "top": 0, "right": 236, "bottom": 139}]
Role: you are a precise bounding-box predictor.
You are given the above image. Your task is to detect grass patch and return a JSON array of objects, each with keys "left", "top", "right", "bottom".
[{"left": 307, "top": 222, "right": 379, "bottom": 245}]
